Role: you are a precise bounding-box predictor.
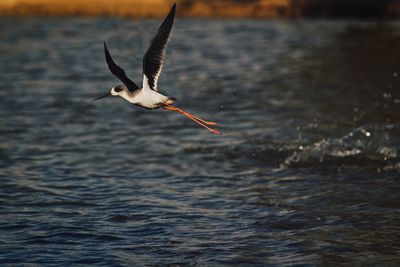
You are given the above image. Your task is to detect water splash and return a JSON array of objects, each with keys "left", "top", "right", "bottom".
[{"left": 284, "top": 124, "right": 400, "bottom": 170}]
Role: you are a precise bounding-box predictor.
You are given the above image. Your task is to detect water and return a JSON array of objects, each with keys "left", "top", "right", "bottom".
[{"left": 1, "top": 17, "right": 400, "bottom": 265}]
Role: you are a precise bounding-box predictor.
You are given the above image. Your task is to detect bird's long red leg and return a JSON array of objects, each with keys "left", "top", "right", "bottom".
[
  {"left": 163, "top": 105, "right": 221, "bottom": 135},
  {"left": 162, "top": 104, "right": 222, "bottom": 135},
  {"left": 163, "top": 103, "right": 218, "bottom": 126}
]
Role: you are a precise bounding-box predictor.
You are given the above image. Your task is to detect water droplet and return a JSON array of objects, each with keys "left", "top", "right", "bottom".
[
  {"left": 383, "top": 93, "right": 391, "bottom": 99},
  {"left": 395, "top": 163, "right": 400, "bottom": 171},
  {"left": 377, "top": 146, "right": 397, "bottom": 159}
]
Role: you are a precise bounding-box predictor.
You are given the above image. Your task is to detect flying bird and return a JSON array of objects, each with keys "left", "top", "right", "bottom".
[{"left": 93, "top": 3, "right": 221, "bottom": 135}]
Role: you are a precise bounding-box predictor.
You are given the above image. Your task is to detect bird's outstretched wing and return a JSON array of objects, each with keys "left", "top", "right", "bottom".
[
  {"left": 142, "top": 3, "right": 176, "bottom": 91},
  {"left": 104, "top": 41, "right": 140, "bottom": 92}
]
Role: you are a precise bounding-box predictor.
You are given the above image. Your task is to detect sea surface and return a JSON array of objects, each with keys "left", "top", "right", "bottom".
[{"left": 1, "top": 17, "right": 400, "bottom": 266}]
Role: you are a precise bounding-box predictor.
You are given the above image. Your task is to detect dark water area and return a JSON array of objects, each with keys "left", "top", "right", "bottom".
[{"left": 1, "top": 17, "right": 400, "bottom": 265}]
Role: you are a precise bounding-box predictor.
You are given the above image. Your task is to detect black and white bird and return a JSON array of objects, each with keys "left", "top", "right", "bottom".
[{"left": 93, "top": 3, "right": 221, "bottom": 135}]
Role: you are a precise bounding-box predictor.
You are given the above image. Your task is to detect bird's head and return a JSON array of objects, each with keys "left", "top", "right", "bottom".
[
  {"left": 92, "top": 84, "right": 127, "bottom": 101},
  {"left": 110, "top": 85, "right": 128, "bottom": 96}
]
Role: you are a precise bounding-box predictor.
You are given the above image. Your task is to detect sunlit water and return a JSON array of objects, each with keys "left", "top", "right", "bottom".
[{"left": 1, "top": 18, "right": 400, "bottom": 265}]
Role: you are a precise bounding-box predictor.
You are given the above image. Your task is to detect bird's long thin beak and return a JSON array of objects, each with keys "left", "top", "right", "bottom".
[{"left": 92, "top": 93, "right": 111, "bottom": 101}]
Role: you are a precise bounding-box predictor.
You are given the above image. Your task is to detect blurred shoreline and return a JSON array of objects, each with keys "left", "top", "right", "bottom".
[{"left": 1, "top": 0, "right": 400, "bottom": 18}]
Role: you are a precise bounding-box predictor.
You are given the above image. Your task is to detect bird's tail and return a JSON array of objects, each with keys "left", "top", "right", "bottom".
[{"left": 165, "top": 96, "right": 177, "bottom": 105}]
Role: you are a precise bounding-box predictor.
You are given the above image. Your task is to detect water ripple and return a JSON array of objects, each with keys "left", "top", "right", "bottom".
[{"left": 0, "top": 18, "right": 400, "bottom": 265}]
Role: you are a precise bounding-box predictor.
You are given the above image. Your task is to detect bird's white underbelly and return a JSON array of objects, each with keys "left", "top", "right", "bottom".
[{"left": 124, "top": 89, "right": 168, "bottom": 108}]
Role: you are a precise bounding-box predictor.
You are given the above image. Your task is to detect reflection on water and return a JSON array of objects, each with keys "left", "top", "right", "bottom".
[{"left": 0, "top": 18, "right": 399, "bottom": 265}]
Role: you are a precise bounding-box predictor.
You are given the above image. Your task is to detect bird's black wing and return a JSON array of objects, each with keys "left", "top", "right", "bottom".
[
  {"left": 142, "top": 3, "right": 176, "bottom": 91},
  {"left": 104, "top": 41, "right": 140, "bottom": 92}
]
